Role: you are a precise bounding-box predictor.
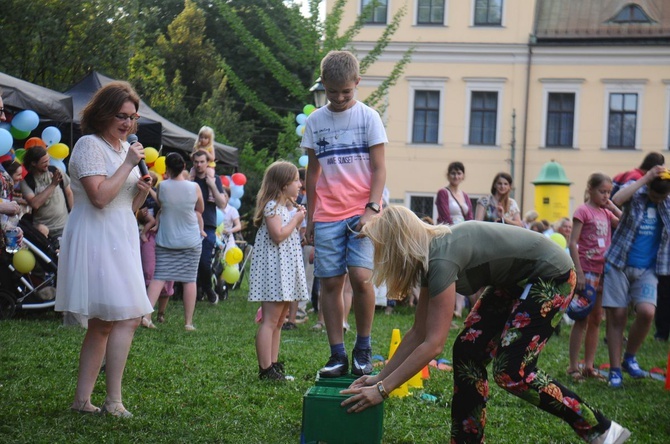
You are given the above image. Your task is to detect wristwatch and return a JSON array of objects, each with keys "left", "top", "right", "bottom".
[{"left": 365, "top": 202, "right": 381, "bottom": 213}]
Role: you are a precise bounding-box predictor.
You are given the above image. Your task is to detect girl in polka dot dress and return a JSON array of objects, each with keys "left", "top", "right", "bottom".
[{"left": 248, "top": 161, "right": 309, "bottom": 380}]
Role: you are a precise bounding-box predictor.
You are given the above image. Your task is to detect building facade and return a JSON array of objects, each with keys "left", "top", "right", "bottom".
[{"left": 331, "top": 0, "right": 670, "bottom": 222}]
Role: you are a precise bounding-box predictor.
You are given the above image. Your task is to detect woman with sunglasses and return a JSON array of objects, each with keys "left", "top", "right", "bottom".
[{"left": 55, "top": 81, "right": 153, "bottom": 417}]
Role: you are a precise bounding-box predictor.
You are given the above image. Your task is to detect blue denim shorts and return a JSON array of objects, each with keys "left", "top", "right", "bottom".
[
  {"left": 602, "top": 265, "right": 658, "bottom": 308},
  {"left": 313, "top": 215, "right": 374, "bottom": 278}
]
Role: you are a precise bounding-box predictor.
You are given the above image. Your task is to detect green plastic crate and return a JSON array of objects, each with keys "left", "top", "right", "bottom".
[
  {"left": 314, "top": 373, "right": 358, "bottom": 388},
  {"left": 301, "top": 385, "right": 384, "bottom": 444}
]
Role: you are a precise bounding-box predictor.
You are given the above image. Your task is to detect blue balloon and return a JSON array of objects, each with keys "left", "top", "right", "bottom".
[
  {"left": 295, "top": 124, "right": 305, "bottom": 137},
  {"left": 12, "top": 110, "right": 39, "bottom": 132},
  {"left": 299, "top": 155, "right": 308, "bottom": 167},
  {"left": 0, "top": 128, "right": 12, "bottom": 156},
  {"left": 41, "top": 126, "right": 61, "bottom": 147},
  {"left": 230, "top": 184, "right": 244, "bottom": 199},
  {"left": 216, "top": 208, "right": 224, "bottom": 227},
  {"left": 229, "top": 197, "right": 241, "bottom": 209},
  {"left": 296, "top": 113, "right": 307, "bottom": 125},
  {"left": 49, "top": 157, "right": 66, "bottom": 172}
]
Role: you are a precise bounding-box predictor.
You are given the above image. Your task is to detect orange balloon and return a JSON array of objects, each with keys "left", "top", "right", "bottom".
[{"left": 24, "top": 137, "right": 46, "bottom": 149}]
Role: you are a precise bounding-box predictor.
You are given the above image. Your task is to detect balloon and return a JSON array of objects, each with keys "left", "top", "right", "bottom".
[
  {"left": 219, "top": 175, "right": 230, "bottom": 187},
  {"left": 49, "top": 157, "right": 66, "bottom": 172},
  {"left": 229, "top": 197, "right": 241, "bottom": 209},
  {"left": 0, "top": 128, "right": 12, "bottom": 156},
  {"left": 230, "top": 184, "right": 244, "bottom": 199},
  {"left": 216, "top": 208, "right": 224, "bottom": 227},
  {"left": 14, "top": 148, "right": 26, "bottom": 164},
  {"left": 295, "top": 124, "right": 305, "bottom": 137},
  {"left": 47, "top": 143, "right": 69, "bottom": 160},
  {"left": 231, "top": 172, "right": 247, "bottom": 186},
  {"left": 144, "top": 147, "right": 159, "bottom": 164},
  {"left": 303, "top": 104, "right": 316, "bottom": 115},
  {"left": 225, "top": 247, "right": 244, "bottom": 265},
  {"left": 24, "top": 137, "right": 46, "bottom": 149},
  {"left": 11, "top": 110, "right": 39, "bottom": 132},
  {"left": 222, "top": 265, "right": 240, "bottom": 284},
  {"left": 549, "top": 232, "right": 567, "bottom": 249},
  {"left": 296, "top": 113, "right": 307, "bottom": 125},
  {"left": 153, "top": 156, "right": 166, "bottom": 175},
  {"left": 41, "top": 126, "right": 61, "bottom": 146},
  {"left": 13, "top": 249, "right": 36, "bottom": 274},
  {"left": 299, "top": 155, "right": 308, "bottom": 167},
  {"left": 9, "top": 126, "right": 30, "bottom": 140}
]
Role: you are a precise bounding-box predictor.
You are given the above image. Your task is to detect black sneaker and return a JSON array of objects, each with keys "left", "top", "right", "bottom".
[
  {"left": 259, "top": 365, "right": 285, "bottom": 381},
  {"left": 351, "top": 348, "right": 373, "bottom": 376},
  {"left": 319, "top": 354, "right": 349, "bottom": 378}
]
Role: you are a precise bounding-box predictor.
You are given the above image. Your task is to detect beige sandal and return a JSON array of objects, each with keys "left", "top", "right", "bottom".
[{"left": 567, "top": 369, "right": 585, "bottom": 383}]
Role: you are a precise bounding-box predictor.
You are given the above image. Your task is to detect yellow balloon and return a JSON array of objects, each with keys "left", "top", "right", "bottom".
[
  {"left": 47, "top": 143, "right": 69, "bottom": 160},
  {"left": 154, "top": 156, "right": 166, "bottom": 175},
  {"left": 221, "top": 265, "right": 240, "bottom": 284},
  {"left": 144, "top": 147, "right": 159, "bottom": 164},
  {"left": 225, "top": 247, "right": 244, "bottom": 265},
  {"left": 13, "top": 249, "right": 36, "bottom": 274}
]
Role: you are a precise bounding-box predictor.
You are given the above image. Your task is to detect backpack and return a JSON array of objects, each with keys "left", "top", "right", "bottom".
[{"left": 24, "top": 165, "right": 70, "bottom": 213}]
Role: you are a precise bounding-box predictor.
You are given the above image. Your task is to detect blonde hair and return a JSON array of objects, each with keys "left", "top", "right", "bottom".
[
  {"left": 361, "top": 206, "right": 451, "bottom": 300},
  {"left": 194, "top": 126, "right": 215, "bottom": 152},
  {"left": 320, "top": 50, "right": 360, "bottom": 84},
  {"left": 253, "top": 160, "right": 299, "bottom": 227}
]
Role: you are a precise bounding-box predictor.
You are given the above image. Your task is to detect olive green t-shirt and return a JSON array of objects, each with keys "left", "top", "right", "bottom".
[{"left": 421, "top": 221, "right": 573, "bottom": 297}]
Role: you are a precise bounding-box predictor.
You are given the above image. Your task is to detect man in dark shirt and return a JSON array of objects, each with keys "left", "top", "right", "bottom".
[{"left": 191, "top": 150, "right": 227, "bottom": 303}]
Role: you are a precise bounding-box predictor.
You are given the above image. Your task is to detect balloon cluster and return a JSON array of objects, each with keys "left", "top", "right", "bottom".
[
  {"left": 295, "top": 104, "right": 316, "bottom": 138},
  {"left": 221, "top": 246, "right": 243, "bottom": 284},
  {"left": 0, "top": 108, "right": 71, "bottom": 173},
  {"left": 217, "top": 172, "right": 246, "bottom": 210},
  {"left": 141, "top": 147, "right": 167, "bottom": 183}
]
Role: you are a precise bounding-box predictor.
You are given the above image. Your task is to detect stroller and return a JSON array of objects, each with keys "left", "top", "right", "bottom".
[{"left": 0, "top": 219, "right": 59, "bottom": 319}]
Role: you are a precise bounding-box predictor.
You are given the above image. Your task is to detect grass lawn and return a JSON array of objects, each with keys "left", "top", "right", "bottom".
[{"left": 1, "top": 281, "right": 669, "bottom": 444}]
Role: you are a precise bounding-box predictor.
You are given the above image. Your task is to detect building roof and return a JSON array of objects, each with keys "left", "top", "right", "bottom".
[{"left": 535, "top": 0, "right": 670, "bottom": 42}]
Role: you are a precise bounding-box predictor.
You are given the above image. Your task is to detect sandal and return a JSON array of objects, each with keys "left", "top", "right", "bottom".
[
  {"left": 567, "top": 369, "right": 585, "bottom": 383},
  {"left": 582, "top": 367, "right": 607, "bottom": 381},
  {"left": 157, "top": 312, "right": 165, "bottom": 323},
  {"left": 71, "top": 400, "right": 101, "bottom": 415}
]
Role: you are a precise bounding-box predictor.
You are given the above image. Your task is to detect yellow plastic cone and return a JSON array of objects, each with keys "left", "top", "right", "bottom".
[
  {"left": 388, "top": 328, "right": 401, "bottom": 360},
  {"left": 407, "top": 370, "right": 423, "bottom": 389}
]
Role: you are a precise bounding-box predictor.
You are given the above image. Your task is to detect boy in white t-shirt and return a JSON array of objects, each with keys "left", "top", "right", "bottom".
[{"left": 302, "top": 50, "right": 387, "bottom": 378}]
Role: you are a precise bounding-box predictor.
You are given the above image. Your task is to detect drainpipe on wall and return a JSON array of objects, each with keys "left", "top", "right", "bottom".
[{"left": 520, "top": 35, "right": 536, "bottom": 215}]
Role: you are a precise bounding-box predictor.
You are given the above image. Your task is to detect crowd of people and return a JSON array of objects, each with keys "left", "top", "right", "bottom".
[{"left": 1, "top": 50, "right": 667, "bottom": 444}]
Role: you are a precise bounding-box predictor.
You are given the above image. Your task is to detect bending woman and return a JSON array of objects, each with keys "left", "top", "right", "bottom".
[{"left": 342, "top": 206, "right": 629, "bottom": 444}]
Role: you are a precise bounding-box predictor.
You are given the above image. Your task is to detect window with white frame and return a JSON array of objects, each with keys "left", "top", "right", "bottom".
[
  {"left": 407, "top": 77, "right": 447, "bottom": 145},
  {"left": 473, "top": 0, "right": 503, "bottom": 26},
  {"left": 540, "top": 80, "right": 582, "bottom": 149},
  {"left": 602, "top": 80, "right": 645, "bottom": 150},
  {"left": 362, "top": 0, "right": 388, "bottom": 24},
  {"left": 407, "top": 193, "right": 436, "bottom": 221},
  {"left": 464, "top": 78, "right": 504, "bottom": 147},
  {"left": 417, "top": 0, "right": 445, "bottom": 25},
  {"left": 412, "top": 90, "right": 440, "bottom": 143}
]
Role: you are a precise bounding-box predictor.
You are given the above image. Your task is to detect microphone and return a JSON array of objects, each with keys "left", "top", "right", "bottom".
[{"left": 127, "top": 134, "right": 151, "bottom": 183}]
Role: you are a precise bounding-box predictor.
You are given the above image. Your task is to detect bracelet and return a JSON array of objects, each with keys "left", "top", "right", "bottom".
[{"left": 376, "top": 381, "right": 389, "bottom": 399}]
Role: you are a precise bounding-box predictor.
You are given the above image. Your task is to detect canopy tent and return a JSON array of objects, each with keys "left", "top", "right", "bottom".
[
  {"left": 64, "top": 71, "right": 238, "bottom": 166},
  {"left": 0, "top": 72, "right": 74, "bottom": 122}
]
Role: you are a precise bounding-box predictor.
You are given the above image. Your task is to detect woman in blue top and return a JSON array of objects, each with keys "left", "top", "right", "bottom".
[{"left": 342, "top": 206, "right": 630, "bottom": 444}]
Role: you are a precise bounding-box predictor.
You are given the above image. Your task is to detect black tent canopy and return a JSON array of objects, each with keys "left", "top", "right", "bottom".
[{"left": 65, "top": 72, "right": 238, "bottom": 167}]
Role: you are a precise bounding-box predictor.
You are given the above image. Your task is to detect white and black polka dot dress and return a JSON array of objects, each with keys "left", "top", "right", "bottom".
[{"left": 248, "top": 200, "right": 309, "bottom": 302}]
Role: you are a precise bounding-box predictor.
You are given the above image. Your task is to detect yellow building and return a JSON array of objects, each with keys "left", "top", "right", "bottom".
[{"left": 330, "top": 0, "right": 670, "bottom": 222}]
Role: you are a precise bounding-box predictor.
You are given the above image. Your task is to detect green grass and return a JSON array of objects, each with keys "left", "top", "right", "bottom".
[{"left": 1, "top": 283, "right": 669, "bottom": 443}]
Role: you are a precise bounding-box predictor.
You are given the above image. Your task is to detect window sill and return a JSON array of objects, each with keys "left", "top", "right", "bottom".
[
  {"left": 541, "top": 146, "right": 578, "bottom": 150},
  {"left": 463, "top": 144, "right": 500, "bottom": 149}
]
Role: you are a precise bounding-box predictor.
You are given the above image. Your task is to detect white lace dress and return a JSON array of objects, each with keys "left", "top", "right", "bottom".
[
  {"left": 55, "top": 135, "right": 152, "bottom": 323},
  {"left": 248, "top": 201, "right": 309, "bottom": 302}
]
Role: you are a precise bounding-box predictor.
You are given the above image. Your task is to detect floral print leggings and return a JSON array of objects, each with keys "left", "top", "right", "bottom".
[{"left": 450, "top": 270, "right": 611, "bottom": 443}]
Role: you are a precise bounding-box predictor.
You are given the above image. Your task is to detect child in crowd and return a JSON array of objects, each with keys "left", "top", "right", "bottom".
[
  {"left": 248, "top": 161, "right": 309, "bottom": 381},
  {"left": 302, "top": 50, "right": 387, "bottom": 378},
  {"left": 567, "top": 173, "right": 621, "bottom": 382},
  {"left": 603, "top": 165, "right": 670, "bottom": 388},
  {"left": 189, "top": 126, "right": 216, "bottom": 182}
]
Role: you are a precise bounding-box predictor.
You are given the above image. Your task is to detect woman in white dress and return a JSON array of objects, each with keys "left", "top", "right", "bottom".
[{"left": 55, "top": 81, "right": 152, "bottom": 417}]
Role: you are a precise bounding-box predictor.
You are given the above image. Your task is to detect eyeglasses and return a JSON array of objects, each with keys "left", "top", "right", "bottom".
[
  {"left": 115, "top": 113, "right": 140, "bottom": 122},
  {"left": 0, "top": 108, "right": 5, "bottom": 115}
]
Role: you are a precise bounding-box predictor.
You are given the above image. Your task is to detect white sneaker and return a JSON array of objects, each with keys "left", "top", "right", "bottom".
[{"left": 590, "top": 421, "right": 631, "bottom": 444}]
